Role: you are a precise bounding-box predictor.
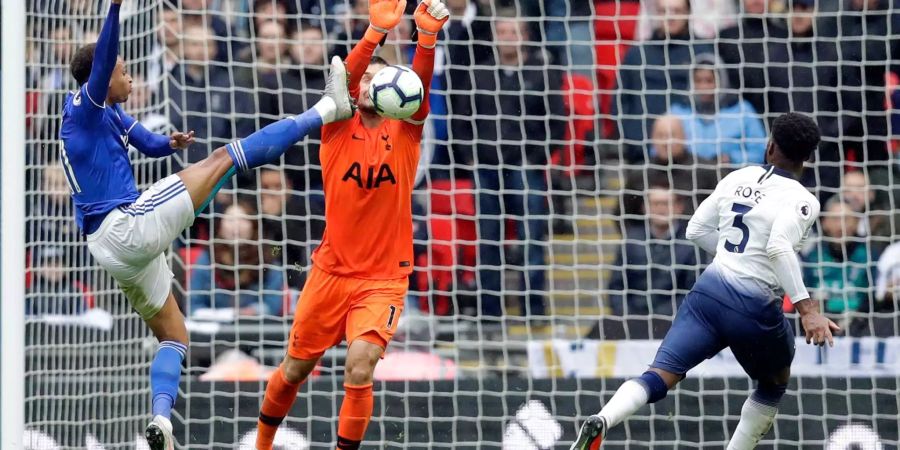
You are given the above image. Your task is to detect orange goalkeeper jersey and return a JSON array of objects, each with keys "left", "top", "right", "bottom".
[
  {"left": 310, "top": 30, "right": 434, "bottom": 280},
  {"left": 311, "top": 115, "right": 423, "bottom": 279}
]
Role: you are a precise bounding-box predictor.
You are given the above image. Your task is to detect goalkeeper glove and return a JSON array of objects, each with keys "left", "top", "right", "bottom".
[
  {"left": 414, "top": 0, "right": 450, "bottom": 48},
  {"left": 369, "top": 0, "right": 407, "bottom": 34}
]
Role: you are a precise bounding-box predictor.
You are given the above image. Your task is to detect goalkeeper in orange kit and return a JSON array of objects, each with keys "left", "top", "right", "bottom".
[{"left": 254, "top": 0, "right": 449, "bottom": 449}]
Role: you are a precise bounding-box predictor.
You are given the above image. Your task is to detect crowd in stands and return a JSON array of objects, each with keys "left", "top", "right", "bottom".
[{"left": 21, "top": 0, "right": 900, "bottom": 339}]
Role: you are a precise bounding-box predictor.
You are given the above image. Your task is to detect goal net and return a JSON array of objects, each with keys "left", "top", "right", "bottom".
[{"left": 21, "top": 0, "right": 900, "bottom": 448}]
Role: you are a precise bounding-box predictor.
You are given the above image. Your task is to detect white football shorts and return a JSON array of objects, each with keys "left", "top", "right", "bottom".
[{"left": 86, "top": 174, "right": 195, "bottom": 320}]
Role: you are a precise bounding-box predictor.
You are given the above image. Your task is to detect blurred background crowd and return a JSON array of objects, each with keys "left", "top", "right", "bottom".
[{"left": 21, "top": 0, "right": 900, "bottom": 358}]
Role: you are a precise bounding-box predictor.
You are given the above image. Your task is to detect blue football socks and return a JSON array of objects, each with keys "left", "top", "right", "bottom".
[
  {"left": 226, "top": 109, "right": 324, "bottom": 173},
  {"left": 150, "top": 341, "right": 187, "bottom": 419}
]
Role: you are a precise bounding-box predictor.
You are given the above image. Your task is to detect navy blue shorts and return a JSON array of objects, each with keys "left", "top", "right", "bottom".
[{"left": 651, "top": 289, "right": 795, "bottom": 381}]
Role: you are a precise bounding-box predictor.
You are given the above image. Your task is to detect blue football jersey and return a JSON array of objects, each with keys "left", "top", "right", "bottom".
[{"left": 59, "top": 85, "right": 141, "bottom": 234}]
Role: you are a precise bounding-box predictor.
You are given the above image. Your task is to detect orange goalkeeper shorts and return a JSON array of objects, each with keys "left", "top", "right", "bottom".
[{"left": 288, "top": 266, "right": 408, "bottom": 360}]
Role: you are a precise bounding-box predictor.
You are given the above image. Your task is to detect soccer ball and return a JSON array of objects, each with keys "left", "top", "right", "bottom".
[{"left": 368, "top": 65, "right": 424, "bottom": 120}]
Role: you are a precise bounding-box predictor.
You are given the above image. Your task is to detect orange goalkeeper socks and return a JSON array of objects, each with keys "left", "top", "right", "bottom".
[
  {"left": 336, "top": 383, "right": 374, "bottom": 449},
  {"left": 256, "top": 367, "right": 302, "bottom": 450}
]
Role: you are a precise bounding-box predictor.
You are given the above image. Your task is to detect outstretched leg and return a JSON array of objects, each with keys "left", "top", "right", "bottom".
[
  {"left": 177, "top": 55, "right": 354, "bottom": 213},
  {"left": 571, "top": 292, "right": 724, "bottom": 450},
  {"left": 570, "top": 369, "right": 678, "bottom": 450}
]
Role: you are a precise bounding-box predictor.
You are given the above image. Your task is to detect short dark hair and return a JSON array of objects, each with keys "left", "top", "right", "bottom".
[
  {"left": 370, "top": 55, "right": 389, "bottom": 67},
  {"left": 70, "top": 43, "right": 96, "bottom": 86},
  {"left": 771, "top": 112, "right": 820, "bottom": 163}
]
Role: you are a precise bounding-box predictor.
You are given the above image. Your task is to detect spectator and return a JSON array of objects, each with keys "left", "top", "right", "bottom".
[
  {"left": 234, "top": 20, "right": 290, "bottom": 117},
  {"left": 237, "top": 20, "right": 289, "bottom": 69},
  {"left": 623, "top": 115, "right": 718, "bottom": 220},
  {"left": 541, "top": 0, "right": 594, "bottom": 74},
  {"left": 463, "top": 11, "right": 566, "bottom": 318},
  {"left": 251, "top": 0, "right": 297, "bottom": 36},
  {"left": 875, "top": 240, "right": 900, "bottom": 306},
  {"left": 258, "top": 169, "right": 321, "bottom": 288},
  {"left": 803, "top": 198, "right": 873, "bottom": 314},
  {"left": 615, "top": 0, "right": 712, "bottom": 162},
  {"left": 637, "top": 0, "right": 735, "bottom": 39},
  {"left": 830, "top": 0, "right": 900, "bottom": 165},
  {"left": 669, "top": 54, "right": 767, "bottom": 166},
  {"left": 188, "top": 201, "right": 286, "bottom": 316},
  {"left": 151, "top": 4, "right": 183, "bottom": 86},
  {"left": 717, "top": 0, "right": 787, "bottom": 115},
  {"left": 125, "top": 73, "right": 171, "bottom": 134},
  {"left": 443, "top": 0, "right": 492, "bottom": 180},
  {"left": 168, "top": 23, "right": 254, "bottom": 164},
  {"left": 766, "top": 0, "right": 842, "bottom": 190},
  {"left": 35, "top": 24, "right": 77, "bottom": 140},
  {"left": 28, "top": 165, "right": 80, "bottom": 246},
  {"left": 841, "top": 171, "right": 892, "bottom": 249},
  {"left": 277, "top": 24, "right": 328, "bottom": 191},
  {"left": 181, "top": 0, "right": 233, "bottom": 62},
  {"left": 842, "top": 171, "right": 874, "bottom": 237},
  {"left": 26, "top": 246, "right": 89, "bottom": 316},
  {"left": 603, "top": 180, "right": 700, "bottom": 339},
  {"left": 332, "top": 0, "right": 370, "bottom": 60}
]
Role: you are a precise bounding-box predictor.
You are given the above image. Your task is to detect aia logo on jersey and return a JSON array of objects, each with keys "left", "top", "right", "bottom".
[{"left": 342, "top": 162, "right": 396, "bottom": 189}]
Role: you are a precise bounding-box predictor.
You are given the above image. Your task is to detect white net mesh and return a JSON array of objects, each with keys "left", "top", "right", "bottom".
[{"left": 21, "top": 0, "right": 900, "bottom": 448}]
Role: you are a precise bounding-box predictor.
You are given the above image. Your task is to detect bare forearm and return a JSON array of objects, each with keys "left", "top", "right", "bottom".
[{"left": 794, "top": 298, "right": 820, "bottom": 317}]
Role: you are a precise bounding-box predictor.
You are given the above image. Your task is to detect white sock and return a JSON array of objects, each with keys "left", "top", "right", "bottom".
[
  {"left": 727, "top": 397, "right": 777, "bottom": 450},
  {"left": 597, "top": 379, "right": 650, "bottom": 429},
  {"left": 313, "top": 97, "right": 337, "bottom": 124}
]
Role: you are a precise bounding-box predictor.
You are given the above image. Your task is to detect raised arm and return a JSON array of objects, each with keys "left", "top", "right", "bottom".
[
  {"left": 85, "top": 0, "right": 123, "bottom": 107},
  {"left": 407, "top": 0, "right": 450, "bottom": 123},
  {"left": 346, "top": 0, "right": 408, "bottom": 98}
]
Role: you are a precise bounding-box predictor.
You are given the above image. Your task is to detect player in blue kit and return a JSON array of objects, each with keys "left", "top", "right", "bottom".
[
  {"left": 58, "top": 1, "right": 353, "bottom": 448},
  {"left": 571, "top": 113, "right": 841, "bottom": 450}
]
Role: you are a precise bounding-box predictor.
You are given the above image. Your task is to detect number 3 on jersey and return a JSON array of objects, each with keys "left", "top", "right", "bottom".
[{"left": 725, "top": 203, "right": 752, "bottom": 253}]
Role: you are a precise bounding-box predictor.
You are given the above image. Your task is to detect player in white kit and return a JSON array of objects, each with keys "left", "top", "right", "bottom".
[{"left": 571, "top": 113, "right": 841, "bottom": 450}]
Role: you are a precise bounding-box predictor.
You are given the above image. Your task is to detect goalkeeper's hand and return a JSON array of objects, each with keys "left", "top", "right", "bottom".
[
  {"left": 414, "top": 0, "right": 450, "bottom": 48},
  {"left": 369, "top": 0, "right": 407, "bottom": 34}
]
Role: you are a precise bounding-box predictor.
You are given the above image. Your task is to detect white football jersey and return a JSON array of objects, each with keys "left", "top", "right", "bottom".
[{"left": 686, "top": 165, "right": 820, "bottom": 299}]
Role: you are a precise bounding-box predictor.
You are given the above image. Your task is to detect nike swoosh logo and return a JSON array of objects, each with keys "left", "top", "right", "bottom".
[{"left": 352, "top": 134, "right": 365, "bottom": 141}]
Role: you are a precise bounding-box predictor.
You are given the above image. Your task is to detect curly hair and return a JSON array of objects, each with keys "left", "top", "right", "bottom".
[
  {"left": 70, "top": 43, "right": 96, "bottom": 86},
  {"left": 771, "top": 112, "right": 821, "bottom": 163}
]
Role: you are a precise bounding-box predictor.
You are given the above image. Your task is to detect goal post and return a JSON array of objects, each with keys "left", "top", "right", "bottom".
[{"left": 2, "top": 0, "right": 28, "bottom": 446}]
